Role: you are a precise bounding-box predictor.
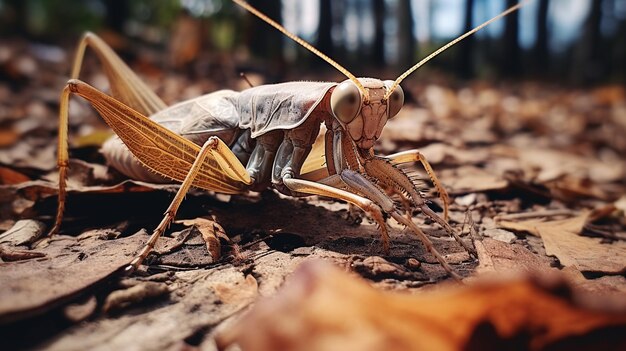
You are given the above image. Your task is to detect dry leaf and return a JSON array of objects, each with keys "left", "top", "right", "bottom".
[
  {"left": 497, "top": 213, "right": 626, "bottom": 274},
  {"left": 63, "top": 295, "right": 97, "bottom": 322},
  {"left": 517, "top": 148, "right": 624, "bottom": 183},
  {"left": 216, "top": 261, "right": 626, "bottom": 351},
  {"left": 213, "top": 274, "right": 258, "bottom": 306},
  {"left": 0, "top": 165, "right": 30, "bottom": 184},
  {"left": 0, "top": 219, "right": 45, "bottom": 246},
  {"left": 0, "top": 234, "right": 145, "bottom": 323},
  {"left": 539, "top": 221, "right": 626, "bottom": 274},
  {"left": 178, "top": 218, "right": 227, "bottom": 262},
  {"left": 441, "top": 166, "right": 509, "bottom": 194},
  {"left": 102, "top": 282, "right": 170, "bottom": 313},
  {"left": 474, "top": 238, "right": 551, "bottom": 275}
]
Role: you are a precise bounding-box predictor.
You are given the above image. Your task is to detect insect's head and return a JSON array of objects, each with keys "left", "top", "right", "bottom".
[{"left": 331, "top": 78, "right": 404, "bottom": 149}]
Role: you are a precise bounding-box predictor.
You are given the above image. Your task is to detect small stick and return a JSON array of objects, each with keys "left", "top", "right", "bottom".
[
  {"left": 495, "top": 209, "right": 578, "bottom": 221},
  {"left": 240, "top": 72, "right": 255, "bottom": 88}
]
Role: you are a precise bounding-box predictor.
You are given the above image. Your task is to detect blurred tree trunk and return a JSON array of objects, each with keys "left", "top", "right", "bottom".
[
  {"left": 611, "top": 4, "right": 626, "bottom": 84},
  {"left": 2, "top": 0, "right": 28, "bottom": 37},
  {"left": 457, "top": 0, "right": 475, "bottom": 79},
  {"left": 246, "top": 0, "right": 284, "bottom": 77},
  {"left": 317, "top": 0, "right": 334, "bottom": 61},
  {"left": 248, "top": 0, "right": 282, "bottom": 59},
  {"left": 371, "top": 0, "right": 385, "bottom": 66},
  {"left": 573, "top": 0, "right": 603, "bottom": 84},
  {"left": 532, "top": 0, "right": 549, "bottom": 76},
  {"left": 104, "top": 0, "right": 129, "bottom": 34},
  {"left": 397, "top": 0, "right": 416, "bottom": 70},
  {"left": 502, "top": 0, "right": 521, "bottom": 77}
]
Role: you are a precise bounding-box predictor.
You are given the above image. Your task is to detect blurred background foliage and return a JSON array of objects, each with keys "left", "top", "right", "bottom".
[{"left": 0, "top": 0, "right": 624, "bottom": 85}]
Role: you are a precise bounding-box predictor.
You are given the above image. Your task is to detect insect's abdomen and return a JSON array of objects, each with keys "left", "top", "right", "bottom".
[{"left": 101, "top": 90, "right": 242, "bottom": 183}]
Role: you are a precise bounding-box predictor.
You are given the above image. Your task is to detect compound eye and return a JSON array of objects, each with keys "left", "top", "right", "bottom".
[
  {"left": 331, "top": 81, "right": 362, "bottom": 124},
  {"left": 384, "top": 80, "right": 404, "bottom": 119}
]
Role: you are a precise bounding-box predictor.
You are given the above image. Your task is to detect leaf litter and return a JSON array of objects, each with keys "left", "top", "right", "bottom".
[{"left": 0, "top": 39, "right": 625, "bottom": 350}]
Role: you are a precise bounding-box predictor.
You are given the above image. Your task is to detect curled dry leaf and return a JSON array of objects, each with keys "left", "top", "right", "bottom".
[
  {"left": 63, "top": 295, "right": 97, "bottom": 323},
  {"left": 0, "top": 246, "right": 46, "bottom": 261},
  {"left": 216, "top": 261, "right": 626, "bottom": 351},
  {"left": 178, "top": 218, "right": 228, "bottom": 262},
  {"left": 102, "top": 282, "right": 170, "bottom": 313},
  {"left": 0, "top": 219, "right": 45, "bottom": 246}
]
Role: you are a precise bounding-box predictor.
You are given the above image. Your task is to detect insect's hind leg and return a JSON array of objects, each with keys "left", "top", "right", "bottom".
[
  {"left": 71, "top": 32, "right": 166, "bottom": 116},
  {"left": 48, "top": 84, "right": 73, "bottom": 235},
  {"left": 126, "top": 137, "right": 222, "bottom": 273},
  {"left": 50, "top": 79, "right": 251, "bottom": 235}
]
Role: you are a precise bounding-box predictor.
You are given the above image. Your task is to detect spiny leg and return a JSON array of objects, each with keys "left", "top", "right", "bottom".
[
  {"left": 284, "top": 173, "right": 461, "bottom": 281},
  {"left": 126, "top": 136, "right": 253, "bottom": 273},
  {"left": 387, "top": 149, "right": 450, "bottom": 221},
  {"left": 363, "top": 156, "right": 476, "bottom": 257},
  {"left": 50, "top": 33, "right": 166, "bottom": 234},
  {"left": 127, "top": 138, "right": 218, "bottom": 273},
  {"left": 71, "top": 32, "right": 166, "bottom": 115},
  {"left": 337, "top": 169, "right": 462, "bottom": 281},
  {"left": 49, "top": 85, "right": 72, "bottom": 235}
]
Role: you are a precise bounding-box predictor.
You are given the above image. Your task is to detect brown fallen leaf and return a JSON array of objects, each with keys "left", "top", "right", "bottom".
[
  {"left": 0, "top": 234, "right": 145, "bottom": 323},
  {"left": 0, "top": 219, "right": 45, "bottom": 246},
  {"left": 441, "top": 166, "right": 509, "bottom": 194},
  {"left": 216, "top": 261, "right": 626, "bottom": 351},
  {"left": 0, "top": 165, "right": 30, "bottom": 184},
  {"left": 540, "top": 220, "right": 626, "bottom": 274},
  {"left": 0, "top": 246, "right": 46, "bottom": 261},
  {"left": 63, "top": 295, "right": 97, "bottom": 322},
  {"left": 497, "top": 213, "right": 626, "bottom": 274},
  {"left": 474, "top": 238, "right": 552, "bottom": 275},
  {"left": 178, "top": 217, "right": 228, "bottom": 262},
  {"left": 212, "top": 274, "right": 258, "bottom": 306},
  {"left": 516, "top": 148, "right": 623, "bottom": 184}
]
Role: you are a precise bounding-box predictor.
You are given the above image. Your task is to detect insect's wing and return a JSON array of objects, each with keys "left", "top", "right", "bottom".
[
  {"left": 74, "top": 82, "right": 248, "bottom": 193},
  {"left": 235, "top": 81, "right": 336, "bottom": 138},
  {"left": 150, "top": 90, "right": 241, "bottom": 146}
]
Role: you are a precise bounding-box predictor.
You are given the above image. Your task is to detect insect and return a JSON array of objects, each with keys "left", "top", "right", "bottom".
[{"left": 50, "top": 0, "right": 524, "bottom": 280}]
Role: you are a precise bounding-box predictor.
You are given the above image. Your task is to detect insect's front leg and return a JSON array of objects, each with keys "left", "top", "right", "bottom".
[
  {"left": 386, "top": 149, "right": 450, "bottom": 220},
  {"left": 360, "top": 151, "right": 476, "bottom": 257},
  {"left": 279, "top": 126, "right": 461, "bottom": 280}
]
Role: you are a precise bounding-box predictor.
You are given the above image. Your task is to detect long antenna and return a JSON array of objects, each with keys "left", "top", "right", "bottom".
[
  {"left": 384, "top": 1, "right": 528, "bottom": 100},
  {"left": 232, "top": 0, "right": 369, "bottom": 101}
]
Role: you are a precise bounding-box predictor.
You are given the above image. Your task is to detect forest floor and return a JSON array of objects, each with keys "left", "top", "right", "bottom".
[{"left": 0, "top": 38, "right": 625, "bottom": 350}]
